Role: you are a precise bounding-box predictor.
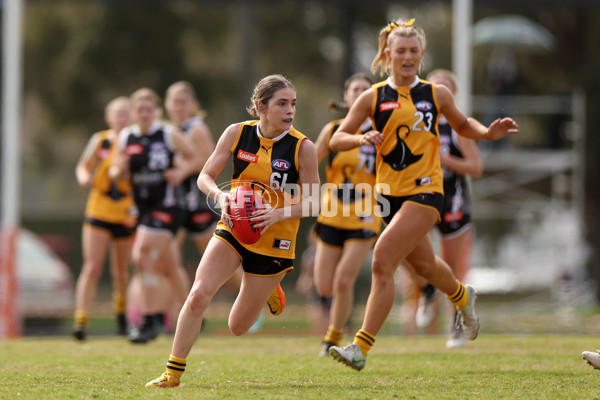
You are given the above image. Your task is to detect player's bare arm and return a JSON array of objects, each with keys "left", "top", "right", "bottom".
[{"left": 330, "top": 89, "right": 382, "bottom": 151}]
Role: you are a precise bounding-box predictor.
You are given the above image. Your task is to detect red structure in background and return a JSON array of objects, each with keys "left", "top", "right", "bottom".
[{"left": 0, "top": 227, "right": 22, "bottom": 338}]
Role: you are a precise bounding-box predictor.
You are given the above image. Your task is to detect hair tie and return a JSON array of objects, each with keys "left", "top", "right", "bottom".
[
  {"left": 386, "top": 18, "right": 415, "bottom": 33},
  {"left": 401, "top": 18, "right": 415, "bottom": 27},
  {"left": 386, "top": 21, "right": 398, "bottom": 33}
]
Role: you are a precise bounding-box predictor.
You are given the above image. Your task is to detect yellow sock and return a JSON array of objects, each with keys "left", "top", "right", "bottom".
[
  {"left": 324, "top": 326, "right": 343, "bottom": 346},
  {"left": 446, "top": 280, "right": 469, "bottom": 309},
  {"left": 113, "top": 292, "right": 126, "bottom": 315},
  {"left": 74, "top": 310, "right": 89, "bottom": 328},
  {"left": 166, "top": 355, "right": 187, "bottom": 380},
  {"left": 353, "top": 329, "right": 375, "bottom": 356}
]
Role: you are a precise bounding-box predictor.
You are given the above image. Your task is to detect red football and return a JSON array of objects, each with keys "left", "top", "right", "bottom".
[{"left": 229, "top": 185, "right": 265, "bottom": 244}]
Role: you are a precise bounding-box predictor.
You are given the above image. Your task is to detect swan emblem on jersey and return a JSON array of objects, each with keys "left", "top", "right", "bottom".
[
  {"left": 107, "top": 183, "right": 126, "bottom": 201},
  {"left": 334, "top": 166, "right": 364, "bottom": 204},
  {"left": 381, "top": 125, "right": 423, "bottom": 171}
]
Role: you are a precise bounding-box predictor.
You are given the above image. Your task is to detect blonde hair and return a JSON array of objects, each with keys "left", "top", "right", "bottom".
[
  {"left": 104, "top": 96, "right": 129, "bottom": 119},
  {"left": 371, "top": 19, "right": 427, "bottom": 77},
  {"left": 165, "top": 81, "right": 207, "bottom": 118},
  {"left": 247, "top": 74, "right": 295, "bottom": 117},
  {"left": 130, "top": 87, "right": 162, "bottom": 117},
  {"left": 426, "top": 68, "right": 458, "bottom": 94}
]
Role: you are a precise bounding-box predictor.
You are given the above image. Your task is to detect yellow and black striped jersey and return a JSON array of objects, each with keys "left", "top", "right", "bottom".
[
  {"left": 317, "top": 119, "right": 381, "bottom": 233},
  {"left": 216, "top": 120, "right": 308, "bottom": 259},
  {"left": 85, "top": 130, "right": 137, "bottom": 225},
  {"left": 371, "top": 77, "right": 444, "bottom": 196}
]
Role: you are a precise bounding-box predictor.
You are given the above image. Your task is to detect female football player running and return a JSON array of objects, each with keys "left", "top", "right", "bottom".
[
  {"left": 312, "top": 73, "right": 381, "bottom": 356},
  {"left": 328, "top": 19, "right": 518, "bottom": 371},
  {"left": 146, "top": 74, "right": 320, "bottom": 388},
  {"left": 72, "top": 97, "right": 136, "bottom": 340}
]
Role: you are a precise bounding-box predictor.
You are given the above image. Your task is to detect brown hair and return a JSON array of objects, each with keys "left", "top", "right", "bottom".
[
  {"left": 371, "top": 19, "right": 427, "bottom": 77},
  {"left": 329, "top": 73, "right": 373, "bottom": 112},
  {"left": 426, "top": 69, "right": 458, "bottom": 94},
  {"left": 246, "top": 74, "right": 295, "bottom": 117},
  {"left": 165, "top": 81, "right": 207, "bottom": 118}
]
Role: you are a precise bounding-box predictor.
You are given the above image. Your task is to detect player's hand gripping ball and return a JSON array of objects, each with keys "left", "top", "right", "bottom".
[{"left": 229, "top": 185, "right": 265, "bottom": 244}]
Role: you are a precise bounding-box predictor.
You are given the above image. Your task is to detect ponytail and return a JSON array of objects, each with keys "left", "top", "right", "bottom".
[{"left": 371, "top": 19, "right": 427, "bottom": 77}]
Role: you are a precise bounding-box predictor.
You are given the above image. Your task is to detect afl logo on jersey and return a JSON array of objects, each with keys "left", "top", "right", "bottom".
[
  {"left": 379, "top": 102, "right": 401, "bottom": 112},
  {"left": 271, "top": 159, "right": 291, "bottom": 171},
  {"left": 237, "top": 149, "right": 258, "bottom": 164},
  {"left": 415, "top": 101, "right": 433, "bottom": 111},
  {"left": 125, "top": 144, "right": 144, "bottom": 155}
]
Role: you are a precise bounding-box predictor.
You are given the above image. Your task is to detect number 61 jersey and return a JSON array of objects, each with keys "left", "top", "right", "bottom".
[{"left": 216, "top": 120, "right": 308, "bottom": 259}]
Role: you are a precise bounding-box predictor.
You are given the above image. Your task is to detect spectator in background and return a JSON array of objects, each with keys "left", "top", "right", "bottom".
[{"left": 72, "top": 96, "right": 137, "bottom": 340}]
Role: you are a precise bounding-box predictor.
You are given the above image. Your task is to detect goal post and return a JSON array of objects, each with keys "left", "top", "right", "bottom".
[{"left": 0, "top": 0, "right": 24, "bottom": 338}]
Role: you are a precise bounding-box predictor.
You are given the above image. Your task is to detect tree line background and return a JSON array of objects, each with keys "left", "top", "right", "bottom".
[{"left": 5, "top": 1, "right": 600, "bottom": 298}]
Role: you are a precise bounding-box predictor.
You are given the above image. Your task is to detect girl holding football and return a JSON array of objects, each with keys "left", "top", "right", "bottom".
[
  {"left": 327, "top": 19, "right": 518, "bottom": 371},
  {"left": 146, "top": 74, "right": 320, "bottom": 388}
]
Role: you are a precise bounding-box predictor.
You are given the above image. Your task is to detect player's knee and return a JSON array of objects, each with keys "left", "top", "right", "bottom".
[
  {"left": 81, "top": 262, "right": 103, "bottom": 281},
  {"left": 187, "top": 286, "right": 211, "bottom": 315},
  {"left": 371, "top": 256, "right": 394, "bottom": 279},
  {"left": 228, "top": 321, "right": 247, "bottom": 336},
  {"left": 333, "top": 274, "right": 354, "bottom": 294},
  {"left": 314, "top": 279, "right": 332, "bottom": 297}
]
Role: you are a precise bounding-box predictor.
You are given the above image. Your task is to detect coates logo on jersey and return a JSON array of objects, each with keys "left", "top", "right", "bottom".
[
  {"left": 272, "top": 159, "right": 291, "bottom": 171},
  {"left": 98, "top": 148, "right": 111, "bottom": 159},
  {"left": 237, "top": 149, "right": 258, "bottom": 164},
  {"left": 415, "top": 101, "right": 433, "bottom": 111},
  {"left": 125, "top": 144, "right": 144, "bottom": 155},
  {"left": 379, "top": 102, "right": 401, "bottom": 112}
]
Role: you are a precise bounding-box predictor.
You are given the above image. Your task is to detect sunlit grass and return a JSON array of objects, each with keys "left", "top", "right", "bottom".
[{"left": 0, "top": 334, "right": 599, "bottom": 399}]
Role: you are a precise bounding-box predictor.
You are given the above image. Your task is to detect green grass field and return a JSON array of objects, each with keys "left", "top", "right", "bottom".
[{"left": 1, "top": 333, "right": 599, "bottom": 399}]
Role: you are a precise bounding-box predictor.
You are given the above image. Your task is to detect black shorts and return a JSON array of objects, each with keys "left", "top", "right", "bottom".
[
  {"left": 313, "top": 222, "right": 377, "bottom": 248},
  {"left": 84, "top": 217, "right": 135, "bottom": 239},
  {"left": 214, "top": 229, "right": 294, "bottom": 276},
  {"left": 438, "top": 209, "right": 471, "bottom": 236},
  {"left": 137, "top": 204, "right": 184, "bottom": 236},
  {"left": 377, "top": 192, "right": 444, "bottom": 225},
  {"left": 182, "top": 209, "right": 219, "bottom": 236}
]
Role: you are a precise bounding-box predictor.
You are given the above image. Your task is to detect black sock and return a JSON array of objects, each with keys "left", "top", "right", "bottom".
[{"left": 421, "top": 283, "right": 436, "bottom": 299}]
